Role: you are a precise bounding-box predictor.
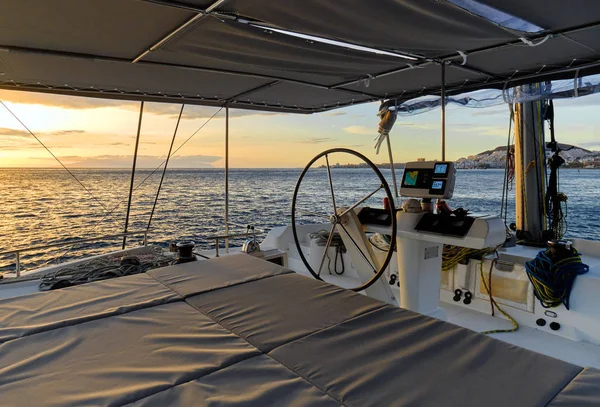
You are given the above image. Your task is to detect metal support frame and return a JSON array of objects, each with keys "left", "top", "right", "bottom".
[
  {"left": 147, "top": 104, "right": 184, "bottom": 230},
  {"left": 133, "top": 0, "right": 231, "bottom": 63},
  {"left": 2, "top": 3, "right": 600, "bottom": 112},
  {"left": 225, "top": 106, "right": 230, "bottom": 253},
  {"left": 123, "top": 101, "right": 144, "bottom": 249},
  {"left": 441, "top": 62, "right": 446, "bottom": 161}
]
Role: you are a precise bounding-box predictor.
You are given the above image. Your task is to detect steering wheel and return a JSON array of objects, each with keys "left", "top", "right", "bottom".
[{"left": 291, "top": 148, "right": 397, "bottom": 292}]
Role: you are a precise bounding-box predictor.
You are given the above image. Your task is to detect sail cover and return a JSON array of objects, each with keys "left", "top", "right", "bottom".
[{"left": 1, "top": 0, "right": 600, "bottom": 113}]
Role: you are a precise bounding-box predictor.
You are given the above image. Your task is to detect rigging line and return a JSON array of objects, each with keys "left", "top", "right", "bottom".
[
  {"left": 500, "top": 104, "right": 512, "bottom": 224},
  {"left": 147, "top": 104, "right": 184, "bottom": 230},
  {"left": 122, "top": 101, "right": 145, "bottom": 249},
  {"left": 0, "top": 100, "right": 122, "bottom": 228},
  {"left": 80, "top": 106, "right": 224, "bottom": 229},
  {"left": 46, "top": 107, "right": 223, "bottom": 264}
]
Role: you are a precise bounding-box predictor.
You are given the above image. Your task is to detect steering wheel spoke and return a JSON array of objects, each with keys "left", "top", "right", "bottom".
[
  {"left": 316, "top": 224, "right": 337, "bottom": 277},
  {"left": 337, "top": 223, "right": 377, "bottom": 274}
]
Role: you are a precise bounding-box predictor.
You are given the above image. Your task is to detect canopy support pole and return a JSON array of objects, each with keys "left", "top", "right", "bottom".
[
  {"left": 225, "top": 106, "right": 230, "bottom": 254},
  {"left": 123, "top": 101, "right": 144, "bottom": 249},
  {"left": 147, "top": 104, "right": 184, "bottom": 231},
  {"left": 385, "top": 134, "right": 399, "bottom": 198},
  {"left": 441, "top": 63, "right": 446, "bottom": 161}
]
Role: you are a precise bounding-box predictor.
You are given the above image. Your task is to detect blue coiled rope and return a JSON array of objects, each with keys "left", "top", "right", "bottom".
[{"left": 525, "top": 249, "right": 589, "bottom": 310}]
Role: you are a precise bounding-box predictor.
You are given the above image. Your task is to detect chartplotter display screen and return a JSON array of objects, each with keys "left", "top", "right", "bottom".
[
  {"left": 434, "top": 163, "right": 449, "bottom": 176},
  {"left": 400, "top": 161, "right": 455, "bottom": 199}
]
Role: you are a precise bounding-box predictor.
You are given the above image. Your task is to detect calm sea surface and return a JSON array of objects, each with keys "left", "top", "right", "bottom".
[{"left": 1, "top": 167, "right": 598, "bottom": 273}]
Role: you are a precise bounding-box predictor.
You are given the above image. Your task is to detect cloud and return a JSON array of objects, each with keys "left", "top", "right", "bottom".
[
  {"left": 0, "top": 90, "right": 281, "bottom": 119},
  {"left": 0, "top": 127, "right": 29, "bottom": 137},
  {"left": 0, "top": 126, "right": 86, "bottom": 137},
  {"left": 296, "top": 137, "right": 333, "bottom": 144},
  {"left": 326, "top": 111, "right": 346, "bottom": 117},
  {"left": 397, "top": 122, "right": 438, "bottom": 130},
  {"left": 448, "top": 124, "right": 507, "bottom": 137},
  {"left": 577, "top": 141, "right": 600, "bottom": 150},
  {"left": 51, "top": 129, "right": 86, "bottom": 136},
  {"left": 58, "top": 154, "right": 221, "bottom": 168},
  {"left": 470, "top": 109, "right": 507, "bottom": 117},
  {"left": 343, "top": 125, "right": 373, "bottom": 135}
]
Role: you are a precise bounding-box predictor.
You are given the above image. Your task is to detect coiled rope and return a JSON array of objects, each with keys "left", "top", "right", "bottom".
[
  {"left": 525, "top": 249, "right": 589, "bottom": 310},
  {"left": 39, "top": 247, "right": 172, "bottom": 291},
  {"left": 309, "top": 230, "right": 346, "bottom": 275},
  {"left": 442, "top": 246, "right": 494, "bottom": 271}
]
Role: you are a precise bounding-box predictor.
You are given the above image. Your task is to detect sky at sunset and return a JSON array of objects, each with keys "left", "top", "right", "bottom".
[{"left": 1, "top": 89, "right": 599, "bottom": 169}]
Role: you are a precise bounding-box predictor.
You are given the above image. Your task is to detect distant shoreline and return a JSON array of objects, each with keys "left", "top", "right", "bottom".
[{"left": 1, "top": 166, "right": 598, "bottom": 171}]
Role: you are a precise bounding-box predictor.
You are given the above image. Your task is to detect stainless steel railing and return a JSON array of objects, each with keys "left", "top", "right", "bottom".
[
  {"left": 208, "top": 223, "right": 264, "bottom": 257},
  {"left": 0, "top": 229, "right": 150, "bottom": 278}
]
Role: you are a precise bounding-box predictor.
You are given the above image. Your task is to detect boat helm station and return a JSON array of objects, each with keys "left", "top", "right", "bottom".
[{"left": 296, "top": 158, "right": 506, "bottom": 320}]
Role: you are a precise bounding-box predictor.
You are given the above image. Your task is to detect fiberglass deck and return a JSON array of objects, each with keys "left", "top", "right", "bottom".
[{"left": 0, "top": 254, "right": 598, "bottom": 406}]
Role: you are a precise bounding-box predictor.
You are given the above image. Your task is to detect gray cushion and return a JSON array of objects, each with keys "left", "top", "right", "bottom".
[
  {"left": 127, "top": 355, "right": 341, "bottom": 407},
  {"left": 548, "top": 367, "right": 600, "bottom": 406},
  {"left": 186, "top": 273, "right": 385, "bottom": 352},
  {"left": 0, "top": 273, "right": 180, "bottom": 343},
  {"left": 148, "top": 254, "right": 292, "bottom": 298},
  {"left": 269, "top": 306, "right": 582, "bottom": 407},
  {"left": 0, "top": 302, "right": 259, "bottom": 407}
]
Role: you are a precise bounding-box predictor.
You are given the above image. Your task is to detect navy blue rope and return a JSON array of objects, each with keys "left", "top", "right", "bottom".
[{"left": 525, "top": 249, "right": 589, "bottom": 310}]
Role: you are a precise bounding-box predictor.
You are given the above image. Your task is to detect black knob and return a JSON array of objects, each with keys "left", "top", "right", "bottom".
[
  {"left": 464, "top": 291, "right": 472, "bottom": 300},
  {"left": 536, "top": 318, "right": 546, "bottom": 327},
  {"left": 454, "top": 289, "right": 462, "bottom": 296},
  {"left": 453, "top": 294, "right": 461, "bottom": 302},
  {"left": 550, "top": 322, "right": 561, "bottom": 331},
  {"left": 463, "top": 297, "right": 472, "bottom": 305}
]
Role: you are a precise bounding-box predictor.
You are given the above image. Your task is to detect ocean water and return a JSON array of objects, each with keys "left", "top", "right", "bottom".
[{"left": 1, "top": 167, "right": 598, "bottom": 273}]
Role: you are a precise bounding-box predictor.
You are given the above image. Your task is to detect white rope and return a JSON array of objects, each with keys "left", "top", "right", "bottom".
[
  {"left": 374, "top": 104, "right": 397, "bottom": 154},
  {"left": 519, "top": 35, "right": 551, "bottom": 47}
]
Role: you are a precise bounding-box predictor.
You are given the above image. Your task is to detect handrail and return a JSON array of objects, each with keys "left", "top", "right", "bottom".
[
  {"left": 207, "top": 228, "right": 264, "bottom": 257},
  {"left": 0, "top": 229, "right": 150, "bottom": 278}
]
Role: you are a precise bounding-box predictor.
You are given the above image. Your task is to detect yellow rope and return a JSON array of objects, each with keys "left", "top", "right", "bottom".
[
  {"left": 442, "top": 246, "right": 494, "bottom": 271},
  {"left": 479, "top": 259, "right": 519, "bottom": 334},
  {"left": 524, "top": 160, "right": 537, "bottom": 173}
]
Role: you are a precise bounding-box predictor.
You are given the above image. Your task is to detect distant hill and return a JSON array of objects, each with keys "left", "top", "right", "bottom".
[
  {"left": 476, "top": 143, "right": 591, "bottom": 157},
  {"left": 457, "top": 144, "right": 599, "bottom": 169}
]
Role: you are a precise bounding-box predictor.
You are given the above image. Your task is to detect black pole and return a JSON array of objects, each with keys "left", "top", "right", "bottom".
[
  {"left": 147, "top": 104, "right": 185, "bottom": 231},
  {"left": 441, "top": 62, "right": 446, "bottom": 161},
  {"left": 122, "top": 101, "right": 144, "bottom": 249}
]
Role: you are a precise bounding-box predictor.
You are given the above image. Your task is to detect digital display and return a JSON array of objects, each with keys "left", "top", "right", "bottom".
[
  {"left": 403, "top": 170, "right": 419, "bottom": 186},
  {"left": 434, "top": 163, "right": 448, "bottom": 175},
  {"left": 400, "top": 160, "right": 455, "bottom": 199}
]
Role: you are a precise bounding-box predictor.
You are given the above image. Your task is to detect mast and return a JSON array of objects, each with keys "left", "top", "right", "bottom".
[{"left": 514, "top": 84, "right": 547, "bottom": 242}]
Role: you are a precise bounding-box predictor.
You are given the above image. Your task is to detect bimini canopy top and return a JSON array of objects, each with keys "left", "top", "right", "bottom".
[{"left": 1, "top": 0, "right": 600, "bottom": 113}]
